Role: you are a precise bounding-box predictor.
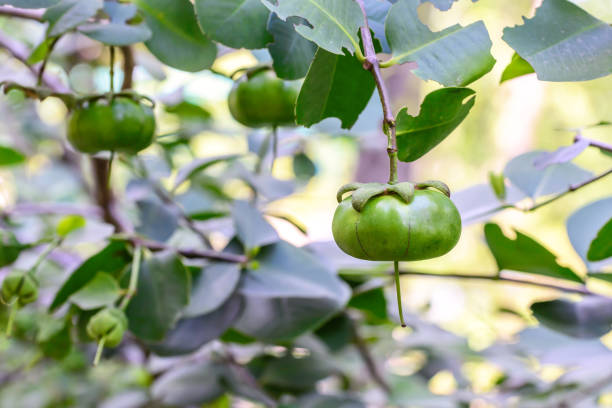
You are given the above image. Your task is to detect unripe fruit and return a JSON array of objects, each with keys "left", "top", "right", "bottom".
[
  {"left": 1, "top": 270, "right": 38, "bottom": 306},
  {"left": 86, "top": 307, "right": 128, "bottom": 347}
]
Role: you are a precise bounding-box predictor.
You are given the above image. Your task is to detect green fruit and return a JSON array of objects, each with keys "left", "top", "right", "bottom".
[
  {"left": 0, "top": 230, "right": 22, "bottom": 268},
  {"left": 1, "top": 270, "right": 38, "bottom": 306},
  {"left": 67, "top": 96, "right": 156, "bottom": 154},
  {"left": 332, "top": 189, "right": 461, "bottom": 261},
  {"left": 228, "top": 70, "right": 298, "bottom": 128},
  {"left": 86, "top": 307, "right": 127, "bottom": 347}
]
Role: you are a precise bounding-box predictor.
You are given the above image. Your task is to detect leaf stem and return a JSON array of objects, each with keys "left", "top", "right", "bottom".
[
  {"left": 120, "top": 245, "right": 142, "bottom": 310},
  {"left": 271, "top": 125, "right": 278, "bottom": 174},
  {"left": 36, "top": 36, "right": 59, "bottom": 87},
  {"left": 30, "top": 237, "right": 62, "bottom": 274},
  {"left": 5, "top": 302, "right": 17, "bottom": 337},
  {"left": 355, "top": 0, "right": 398, "bottom": 184},
  {"left": 109, "top": 46, "right": 115, "bottom": 93},
  {"left": 93, "top": 337, "right": 106, "bottom": 366},
  {"left": 394, "top": 261, "right": 406, "bottom": 327}
]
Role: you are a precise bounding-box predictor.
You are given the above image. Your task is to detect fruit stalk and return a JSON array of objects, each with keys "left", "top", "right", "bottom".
[
  {"left": 394, "top": 261, "right": 406, "bottom": 327},
  {"left": 355, "top": 0, "right": 398, "bottom": 184}
]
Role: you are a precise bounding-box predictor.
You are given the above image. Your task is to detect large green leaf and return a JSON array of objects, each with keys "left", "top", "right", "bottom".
[
  {"left": 500, "top": 53, "right": 535, "bottom": 83},
  {"left": 232, "top": 200, "right": 279, "bottom": 252},
  {"left": 532, "top": 297, "right": 612, "bottom": 338},
  {"left": 183, "top": 263, "right": 242, "bottom": 318},
  {"left": 151, "top": 362, "right": 224, "bottom": 405},
  {"left": 133, "top": 0, "right": 217, "bottom": 72},
  {"left": 567, "top": 197, "right": 612, "bottom": 272},
  {"left": 233, "top": 241, "right": 351, "bottom": 342},
  {"left": 136, "top": 198, "right": 178, "bottom": 242},
  {"left": 588, "top": 218, "right": 612, "bottom": 262},
  {"left": 262, "top": 0, "right": 363, "bottom": 55},
  {"left": 0, "top": 145, "right": 25, "bottom": 166},
  {"left": 42, "top": 0, "right": 103, "bottom": 37},
  {"left": 255, "top": 352, "right": 337, "bottom": 392},
  {"left": 385, "top": 0, "right": 494, "bottom": 86},
  {"left": 267, "top": 14, "right": 317, "bottom": 80},
  {"left": 484, "top": 223, "right": 582, "bottom": 283},
  {"left": 296, "top": 48, "right": 375, "bottom": 129},
  {"left": 504, "top": 151, "right": 593, "bottom": 199},
  {"left": 395, "top": 87, "right": 475, "bottom": 162},
  {"left": 78, "top": 2, "right": 152, "bottom": 46},
  {"left": 50, "top": 240, "right": 132, "bottom": 311},
  {"left": 0, "top": 0, "right": 60, "bottom": 8},
  {"left": 194, "top": 0, "right": 271, "bottom": 49},
  {"left": 502, "top": 0, "right": 612, "bottom": 82},
  {"left": 68, "top": 272, "right": 121, "bottom": 310},
  {"left": 126, "top": 251, "right": 190, "bottom": 341}
]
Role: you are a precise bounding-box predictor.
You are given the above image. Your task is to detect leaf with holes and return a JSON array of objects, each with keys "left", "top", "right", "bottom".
[
  {"left": 79, "top": 1, "right": 152, "bottom": 46},
  {"left": 43, "top": 0, "right": 103, "bottom": 37},
  {"left": 267, "top": 14, "right": 317, "bottom": 80}
]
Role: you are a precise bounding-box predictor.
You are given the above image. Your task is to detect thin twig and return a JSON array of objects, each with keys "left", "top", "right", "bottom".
[
  {"left": 575, "top": 133, "right": 612, "bottom": 154},
  {"left": 464, "top": 168, "right": 612, "bottom": 223},
  {"left": 0, "top": 6, "right": 43, "bottom": 21},
  {"left": 349, "top": 315, "right": 392, "bottom": 395},
  {"left": 130, "top": 237, "right": 247, "bottom": 263},
  {"left": 120, "top": 46, "right": 134, "bottom": 90},
  {"left": 36, "top": 36, "right": 59, "bottom": 87},
  {"left": 91, "top": 157, "right": 133, "bottom": 233}
]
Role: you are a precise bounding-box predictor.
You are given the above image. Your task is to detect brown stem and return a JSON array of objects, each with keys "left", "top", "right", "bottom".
[
  {"left": 349, "top": 314, "right": 392, "bottom": 395},
  {"left": 120, "top": 46, "right": 134, "bottom": 90},
  {"left": 91, "top": 157, "right": 132, "bottom": 233},
  {"left": 355, "top": 0, "right": 397, "bottom": 184},
  {"left": 130, "top": 237, "right": 247, "bottom": 263},
  {"left": 0, "top": 6, "right": 43, "bottom": 21}
]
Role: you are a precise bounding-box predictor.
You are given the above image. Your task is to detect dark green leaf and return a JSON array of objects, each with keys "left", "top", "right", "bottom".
[
  {"left": 293, "top": 152, "right": 316, "bottom": 181},
  {"left": 126, "top": 251, "right": 190, "bottom": 341},
  {"left": 148, "top": 295, "right": 243, "bottom": 356},
  {"left": 502, "top": 0, "right": 612, "bottom": 81},
  {"left": 256, "top": 353, "right": 337, "bottom": 392},
  {"left": 567, "top": 198, "right": 612, "bottom": 269},
  {"left": 314, "top": 313, "right": 353, "bottom": 352},
  {"left": 267, "top": 14, "right": 317, "bottom": 80},
  {"left": 234, "top": 241, "right": 351, "bottom": 342},
  {"left": 69, "top": 272, "right": 120, "bottom": 310},
  {"left": 183, "top": 263, "right": 242, "bottom": 318},
  {"left": 0, "top": 145, "right": 25, "bottom": 166},
  {"left": 27, "top": 37, "right": 56, "bottom": 65},
  {"left": 532, "top": 297, "right": 612, "bottom": 338},
  {"left": 500, "top": 53, "right": 535, "bottom": 83},
  {"left": 194, "top": 0, "right": 271, "bottom": 49},
  {"left": 289, "top": 394, "right": 365, "bottom": 408},
  {"left": 172, "top": 154, "right": 241, "bottom": 192},
  {"left": 263, "top": 0, "right": 363, "bottom": 55},
  {"left": 1, "top": 0, "right": 60, "bottom": 8},
  {"left": 133, "top": 0, "right": 217, "bottom": 72},
  {"left": 504, "top": 151, "right": 593, "bottom": 199},
  {"left": 396, "top": 87, "right": 475, "bottom": 162},
  {"left": 587, "top": 218, "right": 612, "bottom": 262},
  {"left": 385, "top": 0, "right": 495, "bottom": 86},
  {"left": 37, "top": 318, "right": 71, "bottom": 360},
  {"left": 151, "top": 362, "right": 224, "bottom": 405},
  {"left": 136, "top": 198, "right": 178, "bottom": 242},
  {"left": 79, "top": 2, "right": 152, "bottom": 46},
  {"left": 296, "top": 48, "right": 375, "bottom": 129},
  {"left": 488, "top": 172, "right": 506, "bottom": 201},
  {"left": 349, "top": 287, "right": 387, "bottom": 321},
  {"left": 50, "top": 240, "right": 131, "bottom": 311},
  {"left": 43, "top": 0, "right": 103, "bottom": 37},
  {"left": 231, "top": 200, "right": 279, "bottom": 252},
  {"left": 485, "top": 223, "right": 582, "bottom": 283}
]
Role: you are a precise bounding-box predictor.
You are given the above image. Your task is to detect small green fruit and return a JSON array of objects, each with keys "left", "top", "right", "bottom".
[
  {"left": 1, "top": 270, "right": 38, "bottom": 306},
  {"left": 86, "top": 307, "right": 128, "bottom": 348}
]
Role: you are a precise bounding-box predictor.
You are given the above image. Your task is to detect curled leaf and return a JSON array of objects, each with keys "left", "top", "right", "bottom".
[
  {"left": 336, "top": 183, "right": 363, "bottom": 203},
  {"left": 416, "top": 180, "right": 451, "bottom": 197}
]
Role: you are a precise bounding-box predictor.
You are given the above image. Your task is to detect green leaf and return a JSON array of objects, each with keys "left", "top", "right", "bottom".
[
  {"left": 183, "top": 263, "right": 242, "bottom": 318},
  {"left": 267, "top": 14, "right": 317, "bottom": 80},
  {"left": 296, "top": 48, "right": 375, "bottom": 129},
  {"left": 255, "top": 353, "right": 337, "bottom": 392},
  {"left": 194, "top": 0, "right": 271, "bottom": 49},
  {"left": 396, "top": 87, "right": 475, "bottom": 162},
  {"left": 532, "top": 297, "right": 612, "bottom": 338},
  {"left": 502, "top": 0, "right": 612, "bottom": 82},
  {"left": 500, "top": 53, "right": 535, "bottom": 83},
  {"left": 484, "top": 223, "right": 583, "bottom": 283},
  {"left": 42, "top": 0, "right": 103, "bottom": 37},
  {"left": 148, "top": 295, "right": 243, "bottom": 356},
  {"left": 69, "top": 272, "right": 121, "bottom": 310},
  {"left": 126, "top": 251, "right": 190, "bottom": 342},
  {"left": 133, "top": 0, "right": 217, "bottom": 72},
  {"left": 172, "top": 154, "right": 241, "bottom": 192},
  {"left": 0, "top": 145, "right": 25, "bottom": 166},
  {"left": 567, "top": 198, "right": 612, "bottom": 270},
  {"left": 488, "top": 171, "right": 506, "bottom": 200},
  {"left": 385, "top": 0, "right": 495, "bottom": 86},
  {"left": 349, "top": 286, "right": 388, "bottom": 321},
  {"left": 50, "top": 240, "right": 132, "bottom": 311},
  {"left": 136, "top": 198, "right": 178, "bottom": 242},
  {"left": 56, "top": 214, "right": 86, "bottom": 237},
  {"left": 293, "top": 152, "right": 316, "bottom": 181},
  {"left": 231, "top": 200, "right": 279, "bottom": 252},
  {"left": 233, "top": 241, "right": 351, "bottom": 342},
  {"left": 37, "top": 318, "right": 71, "bottom": 360},
  {"left": 151, "top": 362, "right": 224, "bottom": 406},
  {"left": 504, "top": 151, "right": 593, "bottom": 199},
  {"left": 79, "top": 2, "right": 152, "bottom": 46},
  {"left": 27, "top": 37, "right": 56, "bottom": 65},
  {"left": 1, "top": 0, "right": 59, "bottom": 9},
  {"left": 262, "top": 0, "right": 363, "bottom": 56},
  {"left": 587, "top": 218, "right": 612, "bottom": 262}
]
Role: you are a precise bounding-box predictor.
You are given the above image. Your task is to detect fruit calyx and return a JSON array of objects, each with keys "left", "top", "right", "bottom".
[{"left": 336, "top": 180, "right": 451, "bottom": 212}]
